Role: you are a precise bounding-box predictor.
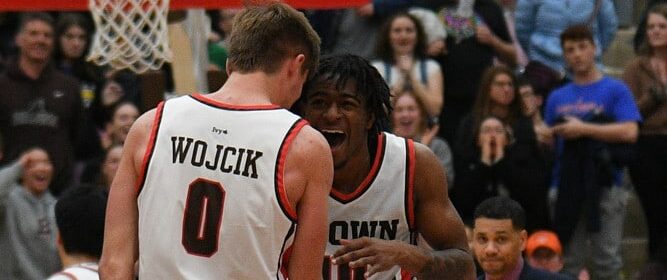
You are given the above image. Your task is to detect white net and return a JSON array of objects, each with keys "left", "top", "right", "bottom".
[{"left": 88, "top": 0, "right": 173, "bottom": 73}]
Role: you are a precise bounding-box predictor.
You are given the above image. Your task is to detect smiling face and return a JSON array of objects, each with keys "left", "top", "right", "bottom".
[
  {"left": 473, "top": 218, "right": 527, "bottom": 278},
  {"left": 389, "top": 16, "right": 418, "bottom": 56},
  {"left": 108, "top": 103, "right": 139, "bottom": 144},
  {"left": 647, "top": 12, "right": 667, "bottom": 49},
  {"left": 392, "top": 93, "right": 423, "bottom": 139},
  {"left": 17, "top": 19, "right": 54, "bottom": 63},
  {"left": 302, "top": 78, "right": 374, "bottom": 169},
  {"left": 22, "top": 149, "right": 53, "bottom": 196}
]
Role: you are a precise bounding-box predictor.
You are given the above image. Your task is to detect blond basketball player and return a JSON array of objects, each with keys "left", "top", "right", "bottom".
[{"left": 99, "top": 3, "right": 332, "bottom": 280}]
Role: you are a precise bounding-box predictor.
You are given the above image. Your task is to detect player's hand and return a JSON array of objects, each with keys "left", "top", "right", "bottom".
[
  {"left": 552, "top": 116, "right": 585, "bottom": 139},
  {"left": 332, "top": 237, "right": 408, "bottom": 278},
  {"left": 475, "top": 24, "right": 496, "bottom": 46}
]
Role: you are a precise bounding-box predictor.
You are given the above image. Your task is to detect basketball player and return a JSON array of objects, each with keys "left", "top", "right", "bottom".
[
  {"left": 296, "top": 54, "right": 475, "bottom": 279},
  {"left": 100, "top": 3, "right": 332, "bottom": 280},
  {"left": 47, "top": 185, "right": 107, "bottom": 280}
]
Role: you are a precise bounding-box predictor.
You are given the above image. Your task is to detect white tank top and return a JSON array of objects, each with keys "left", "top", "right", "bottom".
[
  {"left": 46, "top": 262, "right": 99, "bottom": 280},
  {"left": 324, "top": 132, "right": 417, "bottom": 280},
  {"left": 137, "top": 94, "right": 304, "bottom": 279}
]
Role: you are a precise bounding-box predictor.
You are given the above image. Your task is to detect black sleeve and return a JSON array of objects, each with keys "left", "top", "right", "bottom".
[
  {"left": 477, "top": 0, "right": 512, "bottom": 43},
  {"left": 451, "top": 152, "right": 495, "bottom": 224},
  {"left": 496, "top": 119, "right": 551, "bottom": 231}
]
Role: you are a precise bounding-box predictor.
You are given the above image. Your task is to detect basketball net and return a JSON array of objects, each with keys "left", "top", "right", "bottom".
[{"left": 87, "top": 0, "right": 173, "bottom": 73}]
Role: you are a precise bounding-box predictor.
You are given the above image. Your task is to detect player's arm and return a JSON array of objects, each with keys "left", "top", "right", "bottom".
[
  {"left": 332, "top": 143, "right": 474, "bottom": 279},
  {"left": 409, "top": 143, "right": 475, "bottom": 279},
  {"left": 99, "top": 109, "right": 156, "bottom": 280},
  {"left": 286, "top": 125, "right": 333, "bottom": 280}
]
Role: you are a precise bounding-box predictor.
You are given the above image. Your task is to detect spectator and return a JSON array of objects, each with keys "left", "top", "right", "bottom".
[
  {"left": 622, "top": 3, "right": 667, "bottom": 265},
  {"left": 471, "top": 196, "right": 572, "bottom": 280},
  {"left": 517, "top": 77, "right": 553, "bottom": 152},
  {"left": 80, "top": 144, "right": 122, "bottom": 191},
  {"left": 453, "top": 65, "right": 549, "bottom": 231},
  {"left": 392, "top": 90, "right": 454, "bottom": 185},
  {"left": 373, "top": 12, "right": 444, "bottom": 117},
  {"left": 525, "top": 230, "right": 564, "bottom": 273},
  {"left": 98, "top": 101, "right": 139, "bottom": 151},
  {"left": 0, "top": 148, "right": 60, "bottom": 279},
  {"left": 452, "top": 115, "right": 548, "bottom": 232},
  {"left": 633, "top": 0, "right": 667, "bottom": 53},
  {"left": 46, "top": 185, "right": 107, "bottom": 280},
  {"left": 54, "top": 13, "right": 106, "bottom": 176},
  {"left": 0, "top": 12, "right": 82, "bottom": 196},
  {"left": 89, "top": 70, "right": 141, "bottom": 129},
  {"left": 308, "top": 1, "right": 413, "bottom": 60},
  {"left": 544, "top": 25, "right": 641, "bottom": 280},
  {"left": 435, "top": 0, "right": 517, "bottom": 143},
  {"left": 515, "top": 0, "right": 618, "bottom": 77},
  {"left": 54, "top": 13, "right": 103, "bottom": 108}
]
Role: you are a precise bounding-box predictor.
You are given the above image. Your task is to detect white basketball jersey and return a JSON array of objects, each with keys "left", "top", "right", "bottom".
[
  {"left": 46, "top": 262, "right": 99, "bottom": 280},
  {"left": 324, "top": 133, "right": 416, "bottom": 280},
  {"left": 137, "top": 94, "right": 304, "bottom": 279}
]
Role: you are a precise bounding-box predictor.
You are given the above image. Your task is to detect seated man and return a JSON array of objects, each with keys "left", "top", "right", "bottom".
[
  {"left": 471, "top": 196, "right": 573, "bottom": 280},
  {"left": 47, "top": 185, "right": 107, "bottom": 280}
]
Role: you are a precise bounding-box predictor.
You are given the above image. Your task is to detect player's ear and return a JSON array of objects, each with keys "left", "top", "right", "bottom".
[
  {"left": 365, "top": 113, "right": 375, "bottom": 130},
  {"left": 289, "top": 54, "right": 306, "bottom": 78}
]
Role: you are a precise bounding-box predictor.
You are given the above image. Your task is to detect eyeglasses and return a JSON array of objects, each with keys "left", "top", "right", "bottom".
[{"left": 492, "top": 81, "right": 514, "bottom": 88}]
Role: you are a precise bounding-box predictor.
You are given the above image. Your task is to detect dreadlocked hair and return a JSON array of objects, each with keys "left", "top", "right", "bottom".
[
  {"left": 301, "top": 54, "right": 392, "bottom": 132},
  {"left": 297, "top": 54, "right": 392, "bottom": 157}
]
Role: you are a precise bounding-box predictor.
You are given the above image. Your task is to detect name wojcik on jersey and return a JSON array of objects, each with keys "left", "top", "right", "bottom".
[{"left": 170, "top": 136, "right": 264, "bottom": 179}]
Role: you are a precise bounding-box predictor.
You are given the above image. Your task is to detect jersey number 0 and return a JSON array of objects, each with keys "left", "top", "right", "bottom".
[{"left": 182, "top": 178, "right": 226, "bottom": 257}]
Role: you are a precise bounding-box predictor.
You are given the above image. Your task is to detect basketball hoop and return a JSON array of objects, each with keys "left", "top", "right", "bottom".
[{"left": 87, "top": 0, "right": 173, "bottom": 73}]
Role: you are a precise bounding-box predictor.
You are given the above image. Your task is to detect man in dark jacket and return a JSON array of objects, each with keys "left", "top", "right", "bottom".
[
  {"left": 0, "top": 13, "right": 82, "bottom": 196},
  {"left": 472, "top": 196, "right": 573, "bottom": 280}
]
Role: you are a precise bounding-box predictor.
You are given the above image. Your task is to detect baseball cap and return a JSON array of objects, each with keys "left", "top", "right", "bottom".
[{"left": 526, "top": 230, "right": 562, "bottom": 257}]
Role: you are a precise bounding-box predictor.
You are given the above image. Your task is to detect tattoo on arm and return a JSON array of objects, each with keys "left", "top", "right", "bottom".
[{"left": 416, "top": 248, "right": 475, "bottom": 280}]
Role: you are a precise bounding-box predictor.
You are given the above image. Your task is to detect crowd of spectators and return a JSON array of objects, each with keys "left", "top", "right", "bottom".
[{"left": 0, "top": 0, "right": 665, "bottom": 279}]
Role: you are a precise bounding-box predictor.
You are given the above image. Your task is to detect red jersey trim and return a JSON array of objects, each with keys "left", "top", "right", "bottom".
[
  {"left": 276, "top": 223, "right": 296, "bottom": 279},
  {"left": 405, "top": 139, "right": 416, "bottom": 231},
  {"left": 330, "top": 133, "right": 386, "bottom": 203},
  {"left": 399, "top": 268, "right": 413, "bottom": 280},
  {"left": 191, "top": 93, "right": 282, "bottom": 110},
  {"left": 274, "top": 119, "right": 309, "bottom": 222},
  {"left": 136, "top": 101, "right": 165, "bottom": 195}
]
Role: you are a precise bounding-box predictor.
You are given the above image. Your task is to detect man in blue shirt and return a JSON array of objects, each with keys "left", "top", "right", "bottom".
[{"left": 544, "top": 25, "right": 641, "bottom": 280}]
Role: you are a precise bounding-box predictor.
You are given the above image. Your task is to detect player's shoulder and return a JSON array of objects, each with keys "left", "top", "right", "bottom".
[{"left": 291, "top": 124, "right": 330, "bottom": 154}]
